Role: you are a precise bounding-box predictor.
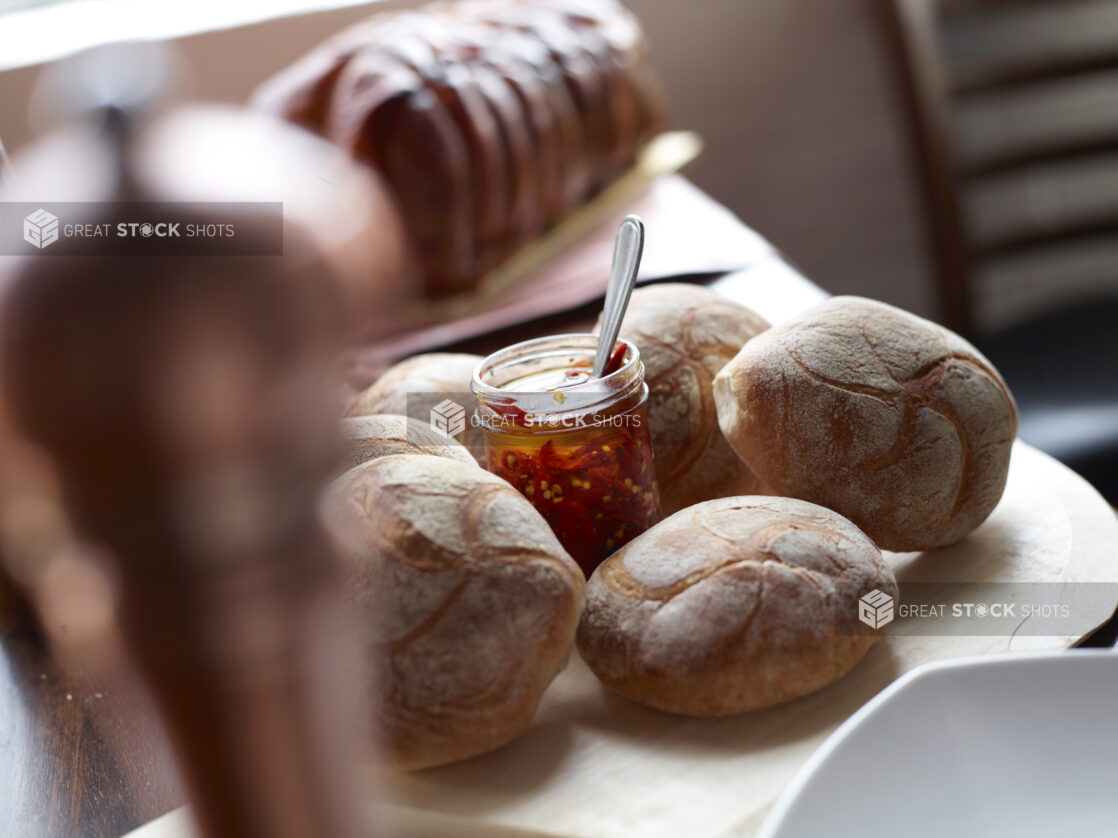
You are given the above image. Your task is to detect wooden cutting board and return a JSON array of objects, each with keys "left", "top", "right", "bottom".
[{"left": 125, "top": 439, "right": 1118, "bottom": 838}]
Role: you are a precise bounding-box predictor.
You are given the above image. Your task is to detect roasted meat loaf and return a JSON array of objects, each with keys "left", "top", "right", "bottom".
[{"left": 253, "top": 0, "right": 665, "bottom": 297}]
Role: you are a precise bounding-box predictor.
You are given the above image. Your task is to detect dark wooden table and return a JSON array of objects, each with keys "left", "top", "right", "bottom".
[{"left": 3, "top": 187, "right": 1115, "bottom": 838}]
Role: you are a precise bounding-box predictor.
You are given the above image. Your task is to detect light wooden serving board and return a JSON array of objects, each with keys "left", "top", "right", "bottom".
[{"left": 125, "top": 440, "right": 1118, "bottom": 838}]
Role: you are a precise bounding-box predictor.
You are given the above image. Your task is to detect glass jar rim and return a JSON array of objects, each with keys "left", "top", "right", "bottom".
[{"left": 471, "top": 333, "right": 643, "bottom": 416}]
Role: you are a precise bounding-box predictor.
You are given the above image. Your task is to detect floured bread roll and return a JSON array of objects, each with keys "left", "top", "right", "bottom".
[
  {"left": 576, "top": 496, "right": 895, "bottom": 716},
  {"left": 597, "top": 283, "right": 770, "bottom": 514},
  {"left": 323, "top": 455, "right": 584, "bottom": 769},
  {"left": 347, "top": 353, "right": 484, "bottom": 461},
  {"left": 713, "top": 296, "right": 1017, "bottom": 551},
  {"left": 341, "top": 414, "right": 476, "bottom": 468}
]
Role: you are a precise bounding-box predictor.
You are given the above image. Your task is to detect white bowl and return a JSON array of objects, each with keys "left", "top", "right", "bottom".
[{"left": 759, "top": 651, "right": 1118, "bottom": 838}]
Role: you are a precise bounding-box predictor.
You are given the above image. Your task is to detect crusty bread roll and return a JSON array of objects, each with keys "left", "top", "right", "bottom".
[
  {"left": 323, "top": 455, "right": 584, "bottom": 769},
  {"left": 713, "top": 296, "right": 1017, "bottom": 551},
  {"left": 341, "top": 414, "right": 476, "bottom": 468},
  {"left": 577, "top": 496, "right": 894, "bottom": 716},
  {"left": 596, "top": 283, "right": 770, "bottom": 515},
  {"left": 347, "top": 353, "right": 484, "bottom": 461}
]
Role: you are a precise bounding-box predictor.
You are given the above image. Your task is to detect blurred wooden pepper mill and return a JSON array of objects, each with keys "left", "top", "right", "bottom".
[{"left": 0, "top": 44, "right": 409, "bottom": 838}]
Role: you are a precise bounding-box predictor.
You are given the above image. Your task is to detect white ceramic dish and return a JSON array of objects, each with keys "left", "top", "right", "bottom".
[{"left": 759, "top": 651, "right": 1118, "bottom": 838}]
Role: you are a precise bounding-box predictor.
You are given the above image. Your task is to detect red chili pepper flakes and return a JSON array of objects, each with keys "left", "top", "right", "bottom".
[
  {"left": 488, "top": 419, "right": 660, "bottom": 577},
  {"left": 488, "top": 401, "right": 533, "bottom": 426},
  {"left": 601, "top": 341, "right": 628, "bottom": 377}
]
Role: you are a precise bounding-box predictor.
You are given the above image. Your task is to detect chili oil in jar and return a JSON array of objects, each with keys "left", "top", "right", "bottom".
[{"left": 472, "top": 334, "right": 661, "bottom": 577}]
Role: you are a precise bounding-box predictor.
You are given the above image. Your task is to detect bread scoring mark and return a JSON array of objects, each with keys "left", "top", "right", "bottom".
[
  {"left": 679, "top": 306, "right": 698, "bottom": 355},
  {"left": 460, "top": 481, "right": 525, "bottom": 554},
  {"left": 386, "top": 576, "right": 471, "bottom": 654},
  {"left": 388, "top": 632, "right": 531, "bottom": 717},
  {"left": 772, "top": 558, "right": 828, "bottom": 592},
  {"left": 460, "top": 481, "right": 584, "bottom": 581},
  {"left": 911, "top": 351, "right": 1015, "bottom": 416},
  {"left": 600, "top": 514, "right": 861, "bottom": 603},
  {"left": 365, "top": 476, "right": 579, "bottom": 583},
  {"left": 685, "top": 502, "right": 760, "bottom": 552},
  {"left": 632, "top": 329, "right": 715, "bottom": 478},
  {"left": 859, "top": 325, "right": 896, "bottom": 379},
  {"left": 704, "top": 566, "right": 765, "bottom": 658},
  {"left": 781, "top": 341, "right": 1014, "bottom": 532},
  {"left": 898, "top": 354, "right": 1007, "bottom": 523},
  {"left": 682, "top": 300, "right": 765, "bottom": 362},
  {"left": 600, "top": 554, "right": 758, "bottom": 602},
  {"left": 638, "top": 301, "right": 756, "bottom": 374},
  {"left": 860, "top": 394, "right": 922, "bottom": 473},
  {"left": 782, "top": 344, "right": 897, "bottom": 406},
  {"left": 356, "top": 475, "right": 472, "bottom": 572}
]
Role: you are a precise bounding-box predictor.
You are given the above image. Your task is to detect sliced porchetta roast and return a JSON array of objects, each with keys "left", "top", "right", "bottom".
[
  {"left": 713, "top": 296, "right": 1018, "bottom": 551},
  {"left": 251, "top": 0, "right": 666, "bottom": 297},
  {"left": 322, "top": 454, "right": 585, "bottom": 770},
  {"left": 598, "top": 283, "right": 771, "bottom": 515},
  {"left": 577, "top": 496, "right": 896, "bottom": 716}
]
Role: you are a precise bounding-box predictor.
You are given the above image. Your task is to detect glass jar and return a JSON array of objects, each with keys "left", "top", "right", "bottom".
[{"left": 472, "top": 334, "right": 662, "bottom": 577}]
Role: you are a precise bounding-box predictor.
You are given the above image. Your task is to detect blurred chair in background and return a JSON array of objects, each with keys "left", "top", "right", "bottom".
[{"left": 880, "top": 0, "right": 1118, "bottom": 503}]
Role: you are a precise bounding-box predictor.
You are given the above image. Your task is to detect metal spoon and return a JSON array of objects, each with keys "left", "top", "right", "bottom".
[{"left": 593, "top": 214, "right": 645, "bottom": 378}]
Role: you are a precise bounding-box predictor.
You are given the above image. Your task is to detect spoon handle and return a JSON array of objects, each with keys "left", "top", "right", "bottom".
[{"left": 593, "top": 215, "right": 645, "bottom": 378}]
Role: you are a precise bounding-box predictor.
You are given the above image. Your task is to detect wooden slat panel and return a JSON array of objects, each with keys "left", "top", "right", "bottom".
[
  {"left": 954, "top": 69, "right": 1118, "bottom": 172},
  {"left": 963, "top": 133, "right": 1118, "bottom": 176},
  {"left": 966, "top": 151, "right": 1118, "bottom": 255},
  {"left": 973, "top": 234, "right": 1118, "bottom": 331},
  {"left": 943, "top": 0, "right": 1118, "bottom": 69},
  {"left": 975, "top": 215, "right": 1118, "bottom": 258},
  {"left": 951, "top": 51, "right": 1118, "bottom": 95}
]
